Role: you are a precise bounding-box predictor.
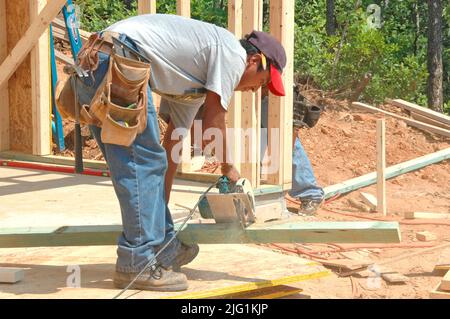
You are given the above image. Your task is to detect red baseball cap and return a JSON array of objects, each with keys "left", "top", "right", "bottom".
[{"left": 246, "top": 31, "right": 286, "bottom": 96}]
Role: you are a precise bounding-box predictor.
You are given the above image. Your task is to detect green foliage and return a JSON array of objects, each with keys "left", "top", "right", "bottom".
[{"left": 75, "top": 0, "right": 137, "bottom": 32}]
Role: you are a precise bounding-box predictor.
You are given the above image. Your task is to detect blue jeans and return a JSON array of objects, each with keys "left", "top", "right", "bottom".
[
  {"left": 261, "top": 97, "right": 324, "bottom": 202},
  {"left": 76, "top": 34, "right": 180, "bottom": 273}
]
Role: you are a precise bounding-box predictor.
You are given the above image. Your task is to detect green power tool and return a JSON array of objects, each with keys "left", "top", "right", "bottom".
[{"left": 198, "top": 176, "right": 256, "bottom": 225}]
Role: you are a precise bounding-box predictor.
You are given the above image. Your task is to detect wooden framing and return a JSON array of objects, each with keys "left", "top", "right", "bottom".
[
  {"left": 0, "top": 220, "right": 401, "bottom": 248},
  {"left": 376, "top": 119, "right": 386, "bottom": 216},
  {"left": 241, "top": 0, "right": 263, "bottom": 187},
  {"left": 177, "top": 0, "right": 190, "bottom": 17},
  {"left": 0, "top": 0, "right": 9, "bottom": 152},
  {"left": 138, "top": 0, "right": 157, "bottom": 15},
  {"left": 266, "top": 0, "right": 294, "bottom": 189},
  {"left": 323, "top": 147, "right": 450, "bottom": 198},
  {"left": 227, "top": 0, "right": 243, "bottom": 173},
  {"left": 30, "top": 0, "right": 51, "bottom": 156}
]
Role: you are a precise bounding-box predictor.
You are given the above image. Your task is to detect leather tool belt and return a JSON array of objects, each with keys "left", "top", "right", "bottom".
[{"left": 55, "top": 32, "right": 151, "bottom": 147}]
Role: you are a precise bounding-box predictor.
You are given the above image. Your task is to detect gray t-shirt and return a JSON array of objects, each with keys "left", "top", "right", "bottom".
[{"left": 106, "top": 14, "right": 247, "bottom": 129}]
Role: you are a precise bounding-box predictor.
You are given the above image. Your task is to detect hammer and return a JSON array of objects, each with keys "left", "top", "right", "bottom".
[{"left": 63, "top": 64, "right": 89, "bottom": 174}]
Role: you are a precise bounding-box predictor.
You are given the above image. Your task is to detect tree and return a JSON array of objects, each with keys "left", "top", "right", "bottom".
[
  {"left": 427, "top": 0, "right": 444, "bottom": 112},
  {"left": 326, "top": 0, "right": 335, "bottom": 36}
]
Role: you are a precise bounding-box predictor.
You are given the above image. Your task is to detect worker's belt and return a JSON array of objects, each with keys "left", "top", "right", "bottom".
[{"left": 55, "top": 31, "right": 152, "bottom": 147}]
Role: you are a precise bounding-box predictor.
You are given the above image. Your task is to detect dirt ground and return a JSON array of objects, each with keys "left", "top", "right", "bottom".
[{"left": 52, "top": 47, "right": 450, "bottom": 298}]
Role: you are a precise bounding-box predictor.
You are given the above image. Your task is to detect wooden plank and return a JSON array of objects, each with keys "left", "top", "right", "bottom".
[
  {"left": 266, "top": 0, "right": 294, "bottom": 189},
  {"left": 389, "top": 98, "right": 450, "bottom": 126},
  {"left": 227, "top": 0, "right": 242, "bottom": 173},
  {"left": 240, "top": 0, "right": 262, "bottom": 187},
  {"left": 323, "top": 147, "right": 450, "bottom": 199},
  {"left": 0, "top": 221, "right": 401, "bottom": 248},
  {"left": 30, "top": 0, "right": 51, "bottom": 156},
  {"left": 0, "top": 0, "right": 9, "bottom": 151},
  {"left": 430, "top": 283, "right": 450, "bottom": 299},
  {"left": 376, "top": 119, "right": 386, "bottom": 216},
  {"left": 177, "top": 0, "right": 190, "bottom": 17},
  {"left": 411, "top": 112, "right": 450, "bottom": 130},
  {"left": 138, "top": 0, "right": 156, "bottom": 15},
  {"left": 359, "top": 192, "right": 377, "bottom": 211},
  {"left": 416, "top": 231, "right": 437, "bottom": 242},
  {"left": 381, "top": 271, "right": 409, "bottom": 284},
  {"left": 0, "top": 0, "right": 67, "bottom": 88},
  {"left": 0, "top": 151, "right": 108, "bottom": 170},
  {"left": 168, "top": 272, "right": 328, "bottom": 299},
  {"left": 352, "top": 102, "right": 450, "bottom": 137},
  {"left": 441, "top": 271, "right": 450, "bottom": 291},
  {"left": 404, "top": 211, "right": 450, "bottom": 220},
  {"left": 0, "top": 267, "right": 24, "bottom": 283},
  {"left": 54, "top": 49, "right": 74, "bottom": 65}
]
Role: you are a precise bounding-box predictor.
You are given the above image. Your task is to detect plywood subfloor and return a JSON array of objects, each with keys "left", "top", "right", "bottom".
[{"left": 0, "top": 244, "right": 329, "bottom": 299}]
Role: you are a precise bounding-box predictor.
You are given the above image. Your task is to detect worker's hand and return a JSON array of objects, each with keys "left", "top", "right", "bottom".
[{"left": 221, "top": 163, "right": 241, "bottom": 182}]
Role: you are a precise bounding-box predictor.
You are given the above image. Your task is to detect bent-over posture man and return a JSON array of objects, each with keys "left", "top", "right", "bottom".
[{"left": 75, "top": 14, "right": 287, "bottom": 291}]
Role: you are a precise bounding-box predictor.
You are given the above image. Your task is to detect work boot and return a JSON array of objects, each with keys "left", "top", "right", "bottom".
[
  {"left": 113, "top": 265, "right": 188, "bottom": 292},
  {"left": 172, "top": 243, "right": 200, "bottom": 271},
  {"left": 298, "top": 199, "right": 323, "bottom": 216}
]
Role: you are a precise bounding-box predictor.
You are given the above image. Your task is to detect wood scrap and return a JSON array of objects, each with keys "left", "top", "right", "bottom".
[
  {"left": 404, "top": 211, "right": 450, "bottom": 220},
  {"left": 381, "top": 271, "right": 409, "bottom": 284},
  {"left": 434, "top": 248, "right": 450, "bottom": 272},
  {"left": 55, "top": 49, "right": 74, "bottom": 65},
  {"left": 340, "top": 241, "right": 450, "bottom": 277},
  {"left": 429, "top": 283, "right": 450, "bottom": 299},
  {"left": 0, "top": 267, "right": 24, "bottom": 283},
  {"left": 441, "top": 271, "right": 450, "bottom": 291},
  {"left": 416, "top": 231, "right": 437, "bottom": 242},
  {"left": 359, "top": 192, "right": 377, "bottom": 211}
]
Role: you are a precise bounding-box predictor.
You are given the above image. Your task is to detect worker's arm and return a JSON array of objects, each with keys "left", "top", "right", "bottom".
[
  {"left": 163, "top": 120, "right": 178, "bottom": 203},
  {"left": 202, "top": 90, "right": 240, "bottom": 181}
]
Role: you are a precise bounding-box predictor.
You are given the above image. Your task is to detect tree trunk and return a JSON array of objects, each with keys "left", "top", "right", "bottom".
[
  {"left": 326, "top": 0, "right": 336, "bottom": 36},
  {"left": 426, "top": 0, "right": 444, "bottom": 112}
]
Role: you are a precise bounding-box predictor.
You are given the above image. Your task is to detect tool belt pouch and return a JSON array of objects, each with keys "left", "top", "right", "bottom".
[{"left": 93, "top": 53, "right": 151, "bottom": 146}]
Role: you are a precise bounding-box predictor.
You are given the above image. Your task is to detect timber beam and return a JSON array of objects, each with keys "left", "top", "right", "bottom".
[{"left": 0, "top": 221, "right": 401, "bottom": 248}]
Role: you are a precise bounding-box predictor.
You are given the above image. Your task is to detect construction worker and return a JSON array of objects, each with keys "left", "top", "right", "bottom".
[
  {"left": 261, "top": 86, "right": 324, "bottom": 215},
  {"left": 74, "top": 14, "right": 286, "bottom": 292}
]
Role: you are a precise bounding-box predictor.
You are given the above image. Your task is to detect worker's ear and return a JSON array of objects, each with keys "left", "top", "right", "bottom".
[{"left": 246, "top": 54, "right": 262, "bottom": 67}]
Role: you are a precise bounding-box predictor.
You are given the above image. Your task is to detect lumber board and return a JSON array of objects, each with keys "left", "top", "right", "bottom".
[
  {"left": 0, "top": 267, "right": 24, "bottom": 283},
  {"left": 168, "top": 272, "right": 328, "bottom": 299},
  {"left": 434, "top": 248, "right": 450, "bottom": 272},
  {"left": 240, "top": 0, "right": 262, "bottom": 187},
  {"left": 359, "top": 192, "right": 377, "bottom": 211},
  {"left": 404, "top": 211, "right": 450, "bottom": 220},
  {"left": 138, "top": 0, "right": 156, "bottom": 15},
  {"left": 324, "top": 147, "right": 450, "bottom": 199},
  {"left": 30, "top": 0, "right": 51, "bottom": 156},
  {"left": 0, "top": 0, "right": 9, "bottom": 151},
  {"left": 376, "top": 119, "right": 386, "bottom": 216},
  {"left": 0, "top": 151, "right": 108, "bottom": 170},
  {"left": 389, "top": 99, "right": 450, "bottom": 126},
  {"left": 177, "top": 0, "right": 190, "bottom": 17},
  {"left": 411, "top": 112, "right": 450, "bottom": 130},
  {"left": 430, "top": 283, "right": 450, "bottom": 299},
  {"left": 352, "top": 102, "right": 450, "bottom": 137},
  {"left": 54, "top": 49, "right": 74, "bottom": 65},
  {"left": 0, "top": 221, "right": 400, "bottom": 248},
  {"left": 266, "top": 0, "right": 294, "bottom": 189},
  {"left": 441, "top": 271, "right": 450, "bottom": 291},
  {"left": 227, "top": 0, "right": 242, "bottom": 173},
  {"left": 0, "top": 0, "right": 67, "bottom": 88}
]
